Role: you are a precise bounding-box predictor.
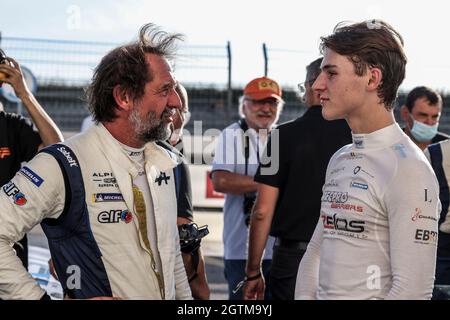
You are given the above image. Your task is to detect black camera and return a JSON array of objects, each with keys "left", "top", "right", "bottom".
[
  {"left": 178, "top": 223, "right": 209, "bottom": 254},
  {"left": 243, "top": 193, "right": 256, "bottom": 227}
]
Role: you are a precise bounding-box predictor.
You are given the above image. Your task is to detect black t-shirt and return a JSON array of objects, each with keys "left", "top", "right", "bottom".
[
  {"left": 157, "top": 140, "right": 194, "bottom": 220},
  {"left": 0, "top": 111, "right": 41, "bottom": 269},
  {"left": 0, "top": 111, "right": 42, "bottom": 186},
  {"left": 255, "top": 105, "right": 352, "bottom": 242}
]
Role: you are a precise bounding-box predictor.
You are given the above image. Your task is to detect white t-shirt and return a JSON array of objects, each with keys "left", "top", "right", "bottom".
[
  {"left": 295, "top": 123, "right": 440, "bottom": 299},
  {"left": 211, "top": 121, "right": 275, "bottom": 260}
]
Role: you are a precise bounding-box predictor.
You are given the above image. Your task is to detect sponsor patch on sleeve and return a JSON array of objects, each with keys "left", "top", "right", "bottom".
[
  {"left": 2, "top": 181, "right": 28, "bottom": 206},
  {"left": 19, "top": 166, "right": 44, "bottom": 187}
]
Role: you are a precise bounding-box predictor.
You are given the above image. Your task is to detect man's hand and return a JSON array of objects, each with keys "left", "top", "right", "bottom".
[
  {"left": 243, "top": 275, "right": 265, "bottom": 300},
  {"left": 0, "top": 57, "right": 31, "bottom": 99}
]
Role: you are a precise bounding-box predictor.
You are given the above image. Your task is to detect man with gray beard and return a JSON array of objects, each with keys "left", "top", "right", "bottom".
[
  {"left": 211, "top": 76, "right": 284, "bottom": 300},
  {"left": 0, "top": 23, "right": 191, "bottom": 300}
]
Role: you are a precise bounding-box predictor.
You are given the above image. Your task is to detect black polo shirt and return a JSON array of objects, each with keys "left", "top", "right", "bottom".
[
  {"left": 255, "top": 105, "right": 352, "bottom": 242},
  {"left": 0, "top": 111, "right": 42, "bottom": 187}
]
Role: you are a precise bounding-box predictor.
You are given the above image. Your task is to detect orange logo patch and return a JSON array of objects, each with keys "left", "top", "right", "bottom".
[
  {"left": 257, "top": 80, "right": 279, "bottom": 92},
  {"left": 0, "top": 147, "right": 11, "bottom": 159}
]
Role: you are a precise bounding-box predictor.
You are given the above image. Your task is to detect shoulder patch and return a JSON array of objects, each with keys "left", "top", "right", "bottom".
[
  {"left": 392, "top": 143, "right": 407, "bottom": 158},
  {"left": 20, "top": 166, "right": 44, "bottom": 187}
]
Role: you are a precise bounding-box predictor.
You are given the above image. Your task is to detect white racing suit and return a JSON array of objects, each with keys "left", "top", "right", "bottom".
[
  {"left": 0, "top": 124, "right": 191, "bottom": 300},
  {"left": 295, "top": 123, "right": 440, "bottom": 299}
]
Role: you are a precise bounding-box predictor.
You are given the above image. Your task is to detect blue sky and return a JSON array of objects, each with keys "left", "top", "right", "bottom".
[{"left": 1, "top": 0, "right": 449, "bottom": 91}]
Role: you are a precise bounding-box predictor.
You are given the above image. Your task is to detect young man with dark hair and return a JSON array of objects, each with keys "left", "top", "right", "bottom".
[
  {"left": 400, "top": 86, "right": 448, "bottom": 150},
  {"left": 0, "top": 23, "right": 191, "bottom": 300},
  {"left": 243, "top": 58, "right": 351, "bottom": 300},
  {"left": 295, "top": 20, "right": 440, "bottom": 300}
]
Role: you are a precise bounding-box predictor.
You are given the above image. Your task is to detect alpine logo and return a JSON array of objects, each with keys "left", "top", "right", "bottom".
[
  {"left": 354, "top": 138, "right": 364, "bottom": 149},
  {"left": 97, "top": 210, "right": 132, "bottom": 224},
  {"left": 155, "top": 172, "right": 170, "bottom": 186},
  {"left": 92, "top": 172, "right": 118, "bottom": 188}
]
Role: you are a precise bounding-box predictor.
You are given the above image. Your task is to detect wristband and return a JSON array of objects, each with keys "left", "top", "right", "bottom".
[
  {"left": 245, "top": 272, "right": 262, "bottom": 281},
  {"left": 232, "top": 272, "right": 262, "bottom": 293}
]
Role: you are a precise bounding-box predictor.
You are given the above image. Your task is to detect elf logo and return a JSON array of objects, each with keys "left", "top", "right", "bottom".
[
  {"left": 2, "top": 181, "right": 27, "bottom": 206},
  {"left": 97, "top": 210, "right": 132, "bottom": 224}
]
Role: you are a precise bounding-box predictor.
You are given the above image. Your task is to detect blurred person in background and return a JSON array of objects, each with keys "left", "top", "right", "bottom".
[
  {"left": 425, "top": 139, "right": 450, "bottom": 298},
  {"left": 0, "top": 50, "right": 63, "bottom": 270},
  {"left": 157, "top": 83, "right": 210, "bottom": 299},
  {"left": 400, "top": 86, "right": 448, "bottom": 150},
  {"left": 211, "top": 76, "right": 283, "bottom": 299}
]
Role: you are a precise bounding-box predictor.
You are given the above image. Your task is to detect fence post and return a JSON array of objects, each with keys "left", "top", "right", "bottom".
[
  {"left": 226, "top": 41, "right": 232, "bottom": 123},
  {"left": 262, "top": 43, "right": 268, "bottom": 77}
]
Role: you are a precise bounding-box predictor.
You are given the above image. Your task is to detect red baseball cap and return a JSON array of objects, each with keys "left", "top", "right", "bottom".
[{"left": 243, "top": 76, "right": 282, "bottom": 101}]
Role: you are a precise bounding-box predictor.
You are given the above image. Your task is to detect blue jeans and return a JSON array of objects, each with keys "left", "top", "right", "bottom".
[{"left": 224, "top": 259, "right": 272, "bottom": 300}]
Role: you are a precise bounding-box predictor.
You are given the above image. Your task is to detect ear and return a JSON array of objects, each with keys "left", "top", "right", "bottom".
[
  {"left": 367, "top": 67, "right": 382, "bottom": 92},
  {"left": 112, "top": 85, "right": 133, "bottom": 111},
  {"left": 400, "top": 105, "right": 410, "bottom": 122}
]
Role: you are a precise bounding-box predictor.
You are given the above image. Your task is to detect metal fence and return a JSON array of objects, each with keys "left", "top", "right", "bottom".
[
  {"left": 0, "top": 35, "right": 449, "bottom": 134},
  {"left": 0, "top": 35, "right": 308, "bottom": 132}
]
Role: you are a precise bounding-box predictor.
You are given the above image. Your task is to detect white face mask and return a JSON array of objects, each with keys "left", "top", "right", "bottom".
[{"left": 409, "top": 115, "right": 438, "bottom": 142}]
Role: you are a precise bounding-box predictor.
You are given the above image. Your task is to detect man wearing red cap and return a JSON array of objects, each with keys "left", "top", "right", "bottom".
[{"left": 211, "top": 76, "right": 283, "bottom": 299}]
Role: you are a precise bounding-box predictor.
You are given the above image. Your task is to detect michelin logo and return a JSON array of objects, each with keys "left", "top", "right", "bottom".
[
  {"left": 92, "top": 193, "right": 124, "bottom": 203},
  {"left": 350, "top": 181, "right": 369, "bottom": 190},
  {"left": 20, "top": 166, "right": 44, "bottom": 187}
]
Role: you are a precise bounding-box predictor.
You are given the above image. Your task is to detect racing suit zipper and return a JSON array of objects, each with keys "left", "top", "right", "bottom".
[{"left": 131, "top": 175, "right": 165, "bottom": 299}]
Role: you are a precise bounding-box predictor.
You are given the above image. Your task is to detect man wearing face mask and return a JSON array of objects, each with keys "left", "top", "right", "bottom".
[{"left": 400, "top": 86, "right": 449, "bottom": 150}]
